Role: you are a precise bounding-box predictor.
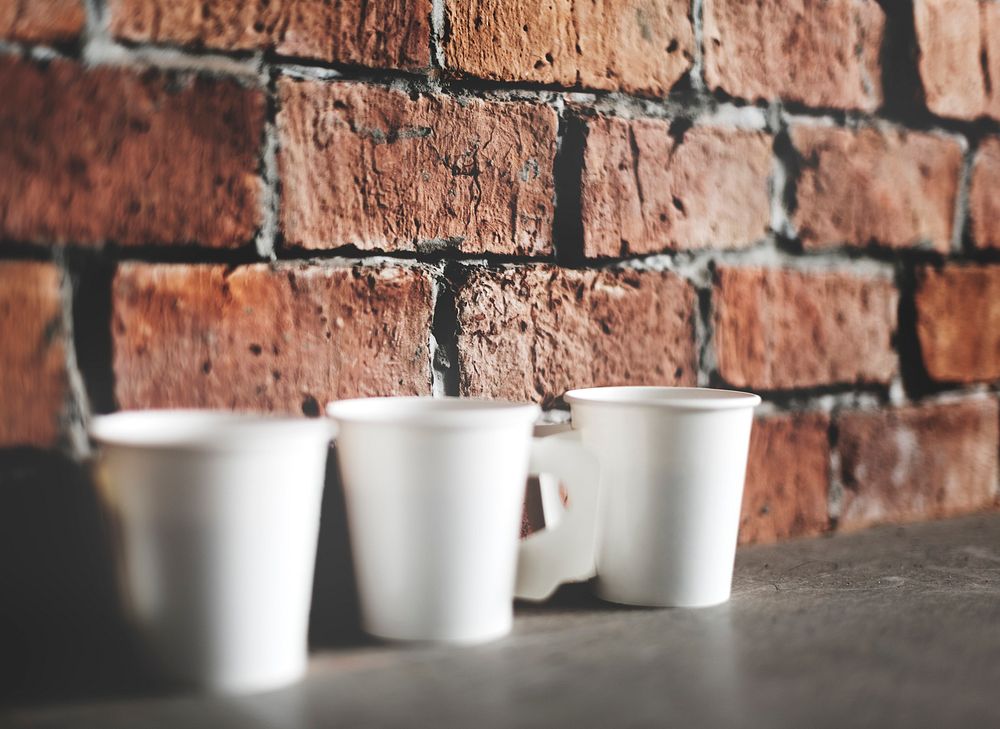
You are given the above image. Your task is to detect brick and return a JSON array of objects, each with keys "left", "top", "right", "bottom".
[
  {"left": 988, "top": 2, "right": 1000, "bottom": 118},
  {"left": 456, "top": 266, "right": 697, "bottom": 405},
  {"left": 915, "top": 265, "right": 1000, "bottom": 383},
  {"left": 970, "top": 137, "right": 1000, "bottom": 249},
  {"left": 109, "top": 0, "right": 431, "bottom": 69},
  {"left": 0, "top": 0, "right": 84, "bottom": 43},
  {"left": 0, "top": 58, "right": 264, "bottom": 249},
  {"left": 714, "top": 267, "right": 898, "bottom": 390},
  {"left": 521, "top": 476, "right": 547, "bottom": 538},
  {"left": 112, "top": 263, "right": 434, "bottom": 412},
  {"left": 739, "top": 412, "right": 830, "bottom": 546},
  {"left": 703, "top": 0, "right": 884, "bottom": 112},
  {"left": 838, "top": 399, "right": 999, "bottom": 530},
  {"left": 0, "top": 262, "right": 68, "bottom": 447},
  {"left": 580, "top": 117, "right": 772, "bottom": 257},
  {"left": 277, "top": 79, "right": 557, "bottom": 256},
  {"left": 913, "top": 0, "right": 1000, "bottom": 121},
  {"left": 791, "top": 126, "right": 962, "bottom": 252},
  {"left": 444, "top": 0, "right": 693, "bottom": 97}
]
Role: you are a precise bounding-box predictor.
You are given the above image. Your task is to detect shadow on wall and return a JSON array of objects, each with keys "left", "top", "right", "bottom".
[{"left": 0, "top": 447, "right": 364, "bottom": 708}]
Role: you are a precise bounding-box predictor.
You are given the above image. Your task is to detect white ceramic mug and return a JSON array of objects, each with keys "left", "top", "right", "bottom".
[
  {"left": 90, "top": 411, "right": 333, "bottom": 693},
  {"left": 560, "top": 386, "right": 761, "bottom": 608},
  {"left": 326, "top": 397, "right": 598, "bottom": 643}
]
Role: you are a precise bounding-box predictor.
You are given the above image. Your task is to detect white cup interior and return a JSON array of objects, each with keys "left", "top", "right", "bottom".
[
  {"left": 326, "top": 396, "right": 540, "bottom": 428},
  {"left": 89, "top": 410, "right": 333, "bottom": 450},
  {"left": 564, "top": 386, "right": 761, "bottom": 410}
]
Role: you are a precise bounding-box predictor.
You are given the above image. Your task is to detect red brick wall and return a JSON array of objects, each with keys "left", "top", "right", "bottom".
[{"left": 1, "top": 0, "right": 998, "bottom": 544}]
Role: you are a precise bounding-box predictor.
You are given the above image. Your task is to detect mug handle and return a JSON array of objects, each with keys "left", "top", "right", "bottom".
[{"left": 515, "top": 430, "right": 599, "bottom": 601}]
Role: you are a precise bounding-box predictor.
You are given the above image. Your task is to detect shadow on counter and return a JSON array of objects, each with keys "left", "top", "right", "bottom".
[
  {"left": 0, "top": 447, "right": 367, "bottom": 708},
  {"left": 0, "top": 449, "right": 153, "bottom": 707}
]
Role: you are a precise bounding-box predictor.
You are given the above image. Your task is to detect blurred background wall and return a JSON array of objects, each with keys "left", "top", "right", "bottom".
[{"left": 0, "top": 0, "right": 998, "bottom": 556}]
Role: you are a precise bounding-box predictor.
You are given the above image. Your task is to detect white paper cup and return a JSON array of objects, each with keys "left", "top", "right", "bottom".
[
  {"left": 565, "top": 387, "right": 761, "bottom": 608},
  {"left": 327, "top": 397, "right": 599, "bottom": 643},
  {"left": 90, "top": 411, "right": 332, "bottom": 693}
]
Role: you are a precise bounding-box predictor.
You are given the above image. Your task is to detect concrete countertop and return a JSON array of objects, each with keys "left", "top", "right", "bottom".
[{"left": 4, "top": 513, "right": 999, "bottom": 728}]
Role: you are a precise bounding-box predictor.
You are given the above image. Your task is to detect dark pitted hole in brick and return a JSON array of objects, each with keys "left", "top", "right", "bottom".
[
  {"left": 668, "top": 118, "right": 693, "bottom": 145},
  {"left": 249, "top": 343, "right": 263, "bottom": 356},
  {"left": 272, "top": 370, "right": 282, "bottom": 381},
  {"left": 301, "top": 395, "right": 320, "bottom": 418},
  {"left": 202, "top": 360, "right": 212, "bottom": 375},
  {"left": 666, "top": 39, "right": 679, "bottom": 53},
  {"left": 672, "top": 196, "right": 686, "bottom": 214}
]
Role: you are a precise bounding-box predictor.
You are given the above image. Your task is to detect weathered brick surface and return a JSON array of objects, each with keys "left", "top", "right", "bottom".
[
  {"left": 457, "top": 266, "right": 697, "bottom": 405},
  {"left": 277, "top": 80, "right": 557, "bottom": 256},
  {"left": 444, "top": 0, "right": 693, "bottom": 97},
  {"left": 703, "top": 0, "right": 884, "bottom": 112},
  {"left": 838, "top": 399, "right": 999, "bottom": 530},
  {"left": 913, "top": 0, "right": 1000, "bottom": 121},
  {"left": 988, "top": 2, "right": 1000, "bottom": 118},
  {"left": 970, "top": 137, "right": 1000, "bottom": 249},
  {"left": 714, "top": 267, "right": 898, "bottom": 390},
  {"left": 581, "top": 117, "right": 772, "bottom": 257},
  {"left": 0, "top": 58, "right": 264, "bottom": 248},
  {"left": 113, "top": 263, "right": 434, "bottom": 412},
  {"left": 0, "top": 262, "right": 68, "bottom": 447},
  {"left": 790, "top": 126, "right": 962, "bottom": 252},
  {"left": 739, "top": 412, "right": 830, "bottom": 545},
  {"left": 916, "top": 265, "right": 1000, "bottom": 383},
  {"left": 0, "top": 0, "right": 995, "bottom": 550},
  {"left": 0, "top": 0, "right": 84, "bottom": 43},
  {"left": 109, "top": 0, "right": 431, "bottom": 69}
]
